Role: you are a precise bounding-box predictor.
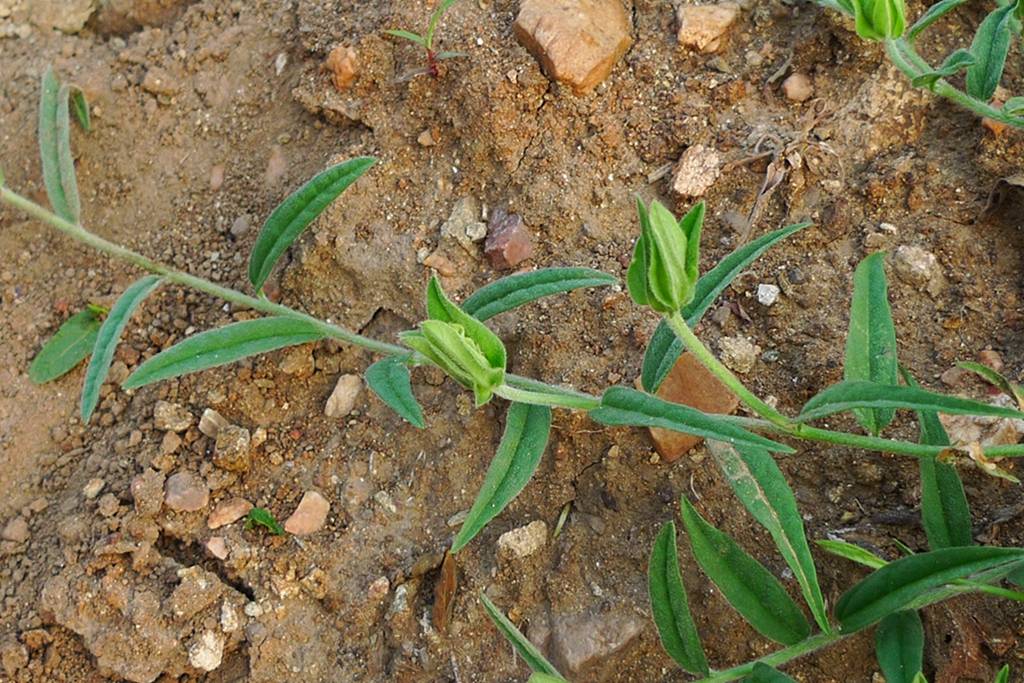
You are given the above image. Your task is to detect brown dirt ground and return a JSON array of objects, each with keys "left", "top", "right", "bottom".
[{"left": 2, "top": 0, "right": 1024, "bottom": 681}]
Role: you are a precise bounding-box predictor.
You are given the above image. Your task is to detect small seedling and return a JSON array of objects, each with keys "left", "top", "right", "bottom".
[
  {"left": 7, "top": 67, "right": 1024, "bottom": 682},
  {"left": 818, "top": 0, "right": 1024, "bottom": 128},
  {"left": 385, "top": 0, "right": 466, "bottom": 78},
  {"left": 245, "top": 507, "right": 285, "bottom": 535}
]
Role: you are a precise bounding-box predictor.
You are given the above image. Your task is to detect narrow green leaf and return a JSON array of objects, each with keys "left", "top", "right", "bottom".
[
  {"left": 590, "top": 387, "right": 794, "bottom": 453},
  {"left": 910, "top": 49, "right": 976, "bottom": 89},
  {"left": 875, "top": 610, "right": 924, "bottom": 683},
  {"left": 958, "top": 361, "right": 1024, "bottom": 407},
  {"left": 816, "top": 539, "right": 887, "bottom": 569},
  {"left": 426, "top": 0, "right": 459, "bottom": 47},
  {"left": 835, "top": 546, "right": 1024, "bottom": 632},
  {"left": 384, "top": 29, "right": 428, "bottom": 47},
  {"left": 901, "top": 366, "right": 973, "bottom": 550},
  {"left": 123, "top": 317, "right": 324, "bottom": 389},
  {"left": 649, "top": 522, "right": 709, "bottom": 675},
  {"left": 434, "top": 50, "right": 469, "bottom": 61},
  {"left": 70, "top": 87, "right": 91, "bottom": 132},
  {"left": 365, "top": 358, "right": 425, "bottom": 428},
  {"left": 641, "top": 222, "right": 810, "bottom": 392},
  {"left": 461, "top": 268, "right": 616, "bottom": 322},
  {"left": 908, "top": 0, "right": 970, "bottom": 40},
  {"left": 965, "top": 2, "right": 1018, "bottom": 101},
  {"left": 248, "top": 157, "right": 376, "bottom": 292},
  {"left": 81, "top": 276, "right": 162, "bottom": 423},
  {"left": 912, "top": 673, "right": 929, "bottom": 683},
  {"left": 245, "top": 507, "right": 285, "bottom": 535},
  {"left": 680, "top": 498, "right": 810, "bottom": 645},
  {"left": 994, "top": 665, "right": 1011, "bottom": 683},
  {"left": 29, "top": 309, "right": 102, "bottom": 384},
  {"left": 706, "top": 441, "right": 829, "bottom": 633},
  {"left": 479, "top": 593, "right": 565, "bottom": 678},
  {"left": 844, "top": 253, "right": 898, "bottom": 435},
  {"left": 38, "top": 67, "right": 81, "bottom": 223},
  {"left": 451, "top": 403, "right": 552, "bottom": 553},
  {"left": 1004, "top": 96, "right": 1024, "bottom": 116},
  {"left": 527, "top": 675, "right": 566, "bottom": 683},
  {"left": 798, "top": 380, "right": 1024, "bottom": 423},
  {"left": 743, "top": 663, "right": 797, "bottom": 682}
]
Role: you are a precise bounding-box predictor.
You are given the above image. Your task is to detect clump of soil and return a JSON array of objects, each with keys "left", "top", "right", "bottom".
[{"left": 2, "top": 1, "right": 1024, "bottom": 681}]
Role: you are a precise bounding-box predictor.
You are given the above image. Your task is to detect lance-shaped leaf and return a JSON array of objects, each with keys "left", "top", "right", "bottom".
[
  {"left": 908, "top": 0, "right": 970, "bottom": 39},
  {"left": 70, "top": 87, "right": 91, "bottom": 132},
  {"left": 479, "top": 593, "right": 565, "bottom": 679},
  {"left": 816, "top": 539, "right": 887, "bottom": 569},
  {"left": 957, "top": 361, "right": 1024, "bottom": 408},
  {"left": 911, "top": 49, "right": 976, "bottom": 90},
  {"left": 528, "top": 675, "right": 567, "bottom": 683},
  {"left": 461, "top": 268, "right": 616, "bottom": 322},
  {"left": 875, "top": 610, "right": 924, "bottom": 683},
  {"left": 798, "top": 380, "right": 1024, "bottom": 423},
  {"left": 835, "top": 546, "right": 1024, "bottom": 632},
  {"left": 649, "top": 522, "right": 709, "bottom": 675},
  {"left": 29, "top": 309, "right": 102, "bottom": 384},
  {"left": 248, "top": 157, "right": 376, "bottom": 292},
  {"left": 641, "top": 222, "right": 811, "bottom": 391},
  {"left": 995, "top": 665, "right": 1011, "bottom": 683},
  {"left": 81, "top": 275, "right": 162, "bottom": 422},
  {"left": 123, "top": 317, "right": 324, "bottom": 389},
  {"left": 706, "top": 441, "right": 829, "bottom": 633},
  {"left": 384, "top": 29, "right": 428, "bottom": 47},
  {"left": 425, "top": 0, "right": 459, "bottom": 47},
  {"left": 365, "top": 358, "right": 425, "bottom": 428},
  {"left": 591, "top": 387, "right": 794, "bottom": 453},
  {"left": 38, "top": 67, "right": 81, "bottom": 223},
  {"left": 901, "top": 368, "right": 973, "bottom": 549},
  {"left": 965, "top": 2, "right": 1018, "bottom": 101},
  {"left": 743, "top": 663, "right": 797, "bottom": 682},
  {"left": 680, "top": 497, "right": 810, "bottom": 645},
  {"left": 844, "top": 253, "right": 898, "bottom": 435},
  {"left": 451, "top": 403, "right": 551, "bottom": 553}
]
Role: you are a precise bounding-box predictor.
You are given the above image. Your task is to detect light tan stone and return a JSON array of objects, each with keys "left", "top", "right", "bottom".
[
  {"left": 676, "top": 3, "right": 740, "bottom": 53},
  {"left": 514, "top": 0, "right": 633, "bottom": 95}
]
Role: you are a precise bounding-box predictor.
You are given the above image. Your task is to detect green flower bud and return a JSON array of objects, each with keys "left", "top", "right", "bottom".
[
  {"left": 627, "top": 199, "right": 704, "bottom": 314},
  {"left": 400, "top": 276, "right": 506, "bottom": 405},
  {"left": 852, "top": 0, "right": 906, "bottom": 40}
]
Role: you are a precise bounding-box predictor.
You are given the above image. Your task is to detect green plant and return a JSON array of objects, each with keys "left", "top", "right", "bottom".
[
  {"left": 818, "top": 0, "right": 1024, "bottom": 127},
  {"left": 6, "top": 68, "right": 1024, "bottom": 680},
  {"left": 245, "top": 507, "right": 285, "bottom": 535},
  {"left": 385, "top": 0, "right": 466, "bottom": 78}
]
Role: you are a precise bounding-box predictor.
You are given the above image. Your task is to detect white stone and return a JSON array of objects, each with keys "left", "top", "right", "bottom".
[
  {"left": 220, "top": 601, "right": 240, "bottom": 633},
  {"left": 757, "top": 283, "right": 780, "bottom": 306},
  {"left": 325, "top": 374, "right": 362, "bottom": 418},
  {"left": 82, "top": 478, "right": 105, "bottom": 499},
  {"left": 719, "top": 336, "right": 758, "bottom": 374},
  {"left": 672, "top": 144, "right": 720, "bottom": 198},
  {"left": 187, "top": 631, "right": 224, "bottom": 672},
  {"left": 497, "top": 520, "right": 548, "bottom": 559},
  {"left": 199, "top": 408, "right": 230, "bottom": 438}
]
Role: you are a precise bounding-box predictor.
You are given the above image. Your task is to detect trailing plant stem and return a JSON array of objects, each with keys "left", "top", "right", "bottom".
[
  {"left": 696, "top": 631, "right": 845, "bottom": 683},
  {"left": 665, "top": 312, "right": 793, "bottom": 428},
  {"left": 1, "top": 185, "right": 409, "bottom": 357},
  {"left": 8, "top": 187, "right": 1024, "bottom": 461},
  {"left": 883, "top": 38, "right": 1024, "bottom": 127}
]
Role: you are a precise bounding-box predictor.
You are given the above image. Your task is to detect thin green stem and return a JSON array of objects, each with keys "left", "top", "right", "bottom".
[
  {"left": 494, "top": 384, "right": 601, "bottom": 410},
  {"left": 1, "top": 186, "right": 409, "bottom": 357},
  {"left": 8, "top": 185, "right": 1024, "bottom": 462},
  {"left": 884, "top": 38, "right": 1024, "bottom": 127},
  {"left": 665, "top": 312, "right": 793, "bottom": 428},
  {"left": 696, "top": 632, "right": 845, "bottom": 683}
]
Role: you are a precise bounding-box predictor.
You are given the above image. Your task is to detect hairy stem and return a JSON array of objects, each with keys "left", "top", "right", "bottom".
[
  {"left": 7, "top": 186, "right": 1024, "bottom": 462},
  {"left": 1, "top": 186, "right": 410, "bottom": 357},
  {"left": 884, "top": 38, "right": 1024, "bottom": 127},
  {"left": 697, "top": 632, "right": 846, "bottom": 682},
  {"left": 665, "top": 312, "right": 794, "bottom": 428}
]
